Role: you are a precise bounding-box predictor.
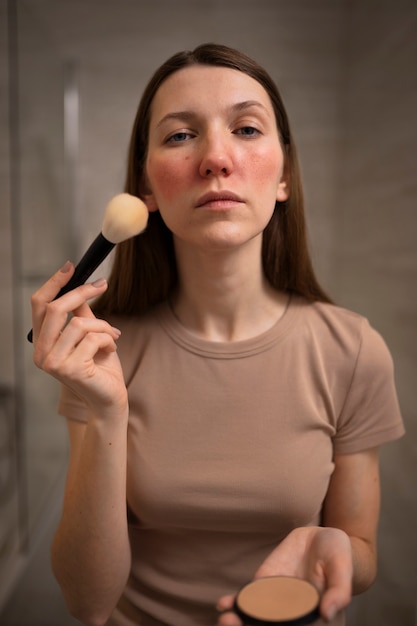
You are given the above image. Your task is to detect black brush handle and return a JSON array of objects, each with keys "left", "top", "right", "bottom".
[{"left": 27, "top": 233, "right": 115, "bottom": 343}]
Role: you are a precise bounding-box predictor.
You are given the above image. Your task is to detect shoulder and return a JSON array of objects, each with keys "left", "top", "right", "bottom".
[
  {"left": 297, "top": 298, "right": 392, "bottom": 365},
  {"left": 301, "top": 299, "right": 366, "bottom": 338},
  {"left": 299, "top": 301, "right": 404, "bottom": 452},
  {"left": 290, "top": 298, "right": 398, "bottom": 402}
]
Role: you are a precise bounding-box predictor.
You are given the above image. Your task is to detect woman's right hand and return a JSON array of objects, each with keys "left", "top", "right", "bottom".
[{"left": 31, "top": 261, "right": 128, "bottom": 418}]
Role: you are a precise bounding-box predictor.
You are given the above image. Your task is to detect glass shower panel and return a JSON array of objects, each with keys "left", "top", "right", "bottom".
[{"left": 17, "top": 0, "right": 72, "bottom": 536}]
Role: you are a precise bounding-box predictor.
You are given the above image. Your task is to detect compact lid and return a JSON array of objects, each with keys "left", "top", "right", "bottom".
[{"left": 234, "top": 576, "right": 320, "bottom": 625}]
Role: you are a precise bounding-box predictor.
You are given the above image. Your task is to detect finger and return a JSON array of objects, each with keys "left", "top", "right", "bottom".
[
  {"left": 319, "top": 559, "right": 352, "bottom": 621},
  {"left": 40, "top": 330, "right": 118, "bottom": 382},
  {"left": 320, "top": 582, "right": 352, "bottom": 622},
  {"left": 48, "top": 277, "right": 108, "bottom": 317},
  {"left": 216, "top": 594, "right": 236, "bottom": 612},
  {"left": 59, "top": 323, "right": 118, "bottom": 355},
  {"left": 35, "top": 279, "right": 108, "bottom": 347},
  {"left": 32, "top": 260, "right": 75, "bottom": 303},
  {"left": 31, "top": 262, "right": 75, "bottom": 339},
  {"left": 216, "top": 594, "right": 242, "bottom": 626},
  {"left": 36, "top": 317, "right": 120, "bottom": 367},
  {"left": 217, "top": 610, "right": 242, "bottom": 626}
]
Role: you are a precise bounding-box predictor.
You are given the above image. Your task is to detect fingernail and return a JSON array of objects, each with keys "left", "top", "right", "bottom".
[
  {"left": 112, "top": 327, "right": 121, "bottom": 337},
  {"left": 60, "top": 260, "right": 72, "bottom": 273},
  {"left": 92, "top": 278, "right": 107, "bottom": 288}
]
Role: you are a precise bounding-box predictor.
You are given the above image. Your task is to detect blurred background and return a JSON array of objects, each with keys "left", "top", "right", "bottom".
[{"left": 0, "top": 0, "right": 416, "bottom": 624}]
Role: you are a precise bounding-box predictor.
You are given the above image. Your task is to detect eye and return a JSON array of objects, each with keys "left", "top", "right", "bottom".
[
  {"left": 166, "top": 131, "right": 195, "bottom": 144},
  {"left": 235, "top": 126, "right": 261, "bottom": 138}
]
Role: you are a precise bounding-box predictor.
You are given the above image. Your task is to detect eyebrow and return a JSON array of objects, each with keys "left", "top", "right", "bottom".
[{"left": 155, "top": 100, "right": 270, "bottom": 129}]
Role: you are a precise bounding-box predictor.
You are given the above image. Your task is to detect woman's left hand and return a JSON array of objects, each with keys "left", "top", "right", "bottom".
[{"left": 216, "top": 526, "right": 353, "bottom": 625}]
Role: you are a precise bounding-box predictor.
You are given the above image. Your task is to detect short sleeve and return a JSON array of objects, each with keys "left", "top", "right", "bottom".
[{"left": 333, "top": 320, "right": 405, "bottom": 454}]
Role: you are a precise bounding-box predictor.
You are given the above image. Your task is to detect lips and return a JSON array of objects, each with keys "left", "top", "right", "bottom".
[{"left": 195, "top": 191, "right": 244, "bottom": 208}]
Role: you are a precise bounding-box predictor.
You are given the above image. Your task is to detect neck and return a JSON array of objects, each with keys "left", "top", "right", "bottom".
[{"left": 171, "top": 238, "right": 288, "bottom": 342}]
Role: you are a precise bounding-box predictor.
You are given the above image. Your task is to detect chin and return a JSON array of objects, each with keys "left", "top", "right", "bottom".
[{"left": 200, "top": 229, "right": 262, "bottom": 253}]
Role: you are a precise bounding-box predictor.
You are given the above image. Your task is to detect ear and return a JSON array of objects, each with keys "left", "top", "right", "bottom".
[
  {"left": 276, "top": 158, "right": 290, "bottom": 202},
  {"left": 140, "top": 174, "right": 159, "bottom": 213},
  {"left": 142, "top": 192, "right": 159, "bottom": 213},
  {"left": 276, "top": 178, "right": 289, "bottom": 202}
]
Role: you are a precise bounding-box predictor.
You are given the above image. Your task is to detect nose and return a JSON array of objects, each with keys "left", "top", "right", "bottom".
[{"left": 199, "top": 134, "right": 233, "bottom": 178}]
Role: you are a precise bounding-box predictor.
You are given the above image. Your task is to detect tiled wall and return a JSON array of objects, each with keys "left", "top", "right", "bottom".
[
  {"left": 0, "top": 0, "right": 14, "bottom": 385},
  {"left": 1, "top": 0, "right": 415, "bottom": 624},
  {"left": 0, "top": 0, "right": 21, "bottom": 602},
  {"left": 329, "top": 2, "right": 417, "bottom": 623}
]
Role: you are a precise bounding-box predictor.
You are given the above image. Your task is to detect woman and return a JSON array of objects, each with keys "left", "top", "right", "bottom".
[{"left": 31, "top": 44, "right": 404, "bottom": 626}]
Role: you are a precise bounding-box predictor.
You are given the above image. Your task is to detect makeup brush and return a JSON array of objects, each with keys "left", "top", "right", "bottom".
[{"left": 27, "top": 193, "right": 149, "bottom": 343}]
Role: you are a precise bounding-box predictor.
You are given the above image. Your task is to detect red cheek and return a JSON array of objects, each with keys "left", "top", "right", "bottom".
[
  {"left": 148, "top": 157, "right": 194, "bottom": 203},
  {"left": 248, "top": 149, "right": 283, "bottom": 184}
]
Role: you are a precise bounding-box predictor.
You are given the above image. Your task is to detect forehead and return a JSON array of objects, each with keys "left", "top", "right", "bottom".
[{"left": 149, "top": 65, "right": 274, "bottom": 120}]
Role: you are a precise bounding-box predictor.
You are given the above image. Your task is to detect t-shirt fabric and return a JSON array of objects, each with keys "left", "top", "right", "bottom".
[{"left": 58, "top": 295, "right": 405, "bottom": 626}]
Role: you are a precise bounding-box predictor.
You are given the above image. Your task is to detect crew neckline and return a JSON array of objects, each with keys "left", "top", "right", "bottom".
[{"left": 155, "top": 294, "right": 304, "bottom": 359}]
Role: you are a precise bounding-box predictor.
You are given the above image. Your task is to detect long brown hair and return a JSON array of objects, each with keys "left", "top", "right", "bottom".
[{"left": 95, "top": 43, "right": 332, "bottom": 316}]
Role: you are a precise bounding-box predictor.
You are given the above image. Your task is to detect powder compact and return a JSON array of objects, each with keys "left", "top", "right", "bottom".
[{"left": 234, "top": 576, "right": 321, "bottom": 625}]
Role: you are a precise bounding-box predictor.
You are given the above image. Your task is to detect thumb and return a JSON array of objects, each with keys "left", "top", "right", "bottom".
[{"left": 319, "top": 564, "right": 352, "bottom": 622}]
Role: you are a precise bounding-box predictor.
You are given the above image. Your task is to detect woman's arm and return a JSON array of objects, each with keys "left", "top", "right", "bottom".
[
  {"left": 31, "top": 264, "right": 132, "bottom": 625},
  {"left": 51, "top": 417, "right": 131, "bottom": 626},
  {"left": 217, "top": 447, "right": 381, "bottom": 625},
  {"left": 322, "top": 447, "right": 380, "bottom": 595}
]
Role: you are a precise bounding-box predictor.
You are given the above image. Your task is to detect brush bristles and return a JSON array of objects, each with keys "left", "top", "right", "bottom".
[{"left": 102, "top": 193, "right": 149, "bottom": 244}]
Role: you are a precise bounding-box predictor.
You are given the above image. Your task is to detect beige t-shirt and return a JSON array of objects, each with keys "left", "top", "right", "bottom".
[{"left": 59, "top": 295, "right": 404, "bottom": 626}]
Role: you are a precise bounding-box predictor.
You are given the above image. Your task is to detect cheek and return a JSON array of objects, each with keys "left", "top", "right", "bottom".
[
  {"left": 244, "top": 145, "right": 284, "bottom": 189},
  {"left": 146, "top": 156, "right": 191, "bottom": 204}
]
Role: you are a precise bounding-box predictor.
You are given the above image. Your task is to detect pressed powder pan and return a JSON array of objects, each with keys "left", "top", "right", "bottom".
[{"left": 234, "top": 576, "right": 321, "bottom": 625}]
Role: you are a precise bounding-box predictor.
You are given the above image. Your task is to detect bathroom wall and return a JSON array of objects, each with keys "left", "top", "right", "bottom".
[
  {"left": 0, "top": 0, "right": 13, "bottom": 387},
  {"left": 0, "top": 0, "right": 21, "bottom": 597},
  {"left": 0, "top": 0, "right": 415, "bottom": 624},
  {"left": 329, "top": 1, "right": 417, "bottom": 623},
  {"left": 0, "top": 0, "right": 72, "bottom": 603},
  {"left": 23, "top": 0, "right": 344, "bottom": 283}
]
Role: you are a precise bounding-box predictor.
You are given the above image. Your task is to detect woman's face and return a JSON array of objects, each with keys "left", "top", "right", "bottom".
[{"left": 144, "top": 65, "right": 288, "bottom": 253}]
